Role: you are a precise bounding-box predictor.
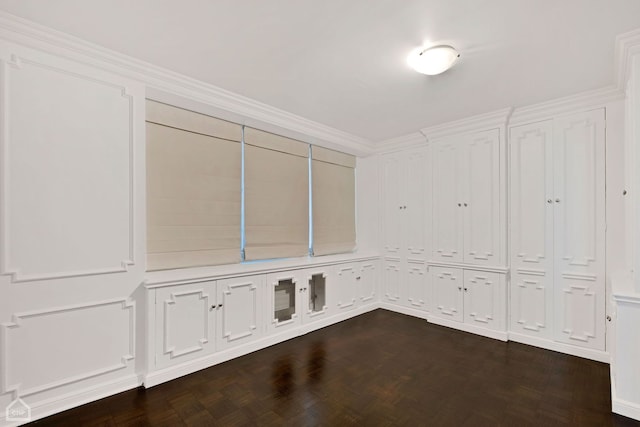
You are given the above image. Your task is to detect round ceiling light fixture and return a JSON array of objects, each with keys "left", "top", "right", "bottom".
[{"left": 408, "top": 45, "right": 460, "bottom": 75}]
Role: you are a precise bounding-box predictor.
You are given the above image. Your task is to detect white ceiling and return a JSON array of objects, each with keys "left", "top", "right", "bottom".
[{"left": 0, "top": 0, "right": 639, "bottom": 142}]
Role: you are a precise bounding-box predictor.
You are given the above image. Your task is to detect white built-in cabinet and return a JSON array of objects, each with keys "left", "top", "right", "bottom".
[
  {"left": 509, "top": 109, "right": 606, "bottom": 351},
  {"left": 335, "top": 261, "right": 378, "bottom": 311},
  {"left": 381, "top": 148, "right": 431, "bottom": 311},
  {"left": 432, "top": 129, "right": 503, "bottom": 266},
  {"left": 381, "top": 125, "right": 508, "bottom": 338},
  {"left": 267, "top": 268, "right": 330, "bottom": 334},
  {"left": 154, "top": 275, "right": 264, "bottom": 369},
  {"left": 146, "top": 259, "right": 378, "bottom": 381},
  {"left": 431, "top": 267, "right": 506, "bottom": 332}
]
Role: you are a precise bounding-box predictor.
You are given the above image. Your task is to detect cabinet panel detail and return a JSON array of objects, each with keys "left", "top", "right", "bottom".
[
  {"left": 1, "top": 48, "right": 137, "bottom": 282},
  {"left": 407, "top": 263, "right": 427, "bottom": 310},
  {"left": 218, "top": 277, "right": 262, "bottom": 348},
  {"left": 464, "top": 130, "right": 500, "bottom": 265},
  {"left": 432, "top": 141, "right": 464, "bottom": 262},
  {"left": 510, "top": 122, "right": 553, "bottom": 267},
  {"left": 336, "top": 266, "right": 357, "bottom": 310},
  {"left": 464, "top": 272, "right": 499, "bottom": 328},
  {"left": 431, "top": 267, "right": 463, "bottom": 322},
  {"left": 359, "top": 262, "right": 377, "bottom": 303},
  {"left": 554, "top": 113, "right": 603, "bottom": 269},
  {"left": 511, "top": 273, "right": 548, "bottom": 333},
  {"left": 382, "top": 155, "right": 403, "bottom": 255},
  {"left": 164, "top": 291, "right": 210, "bottom": 358},
  {"left": 559, "top": 283, "right": 597, "bottom": 341},
  {"left": 406, "top": 151, "right": 427, "bottom": 257},
  {"left": 155, "top": 282, "right": 216, "bottom": 368},
  {"left": 383, "top": 261, "right": 402, "bottom": 303}
]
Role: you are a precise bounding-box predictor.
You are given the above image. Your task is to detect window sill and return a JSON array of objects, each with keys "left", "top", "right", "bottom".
[{"left": 143, "top": 251, "right": 380, "bottom": 288}]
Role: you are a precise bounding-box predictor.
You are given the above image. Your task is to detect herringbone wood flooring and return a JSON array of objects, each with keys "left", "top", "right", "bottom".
[{"left": 29, "top": 309, "right": 640, "bottom": 426}]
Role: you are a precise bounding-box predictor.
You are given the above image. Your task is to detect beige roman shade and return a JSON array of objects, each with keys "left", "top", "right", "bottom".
[
  {"left": 146, "top": 100, "right": 242, "bottom": 270},
  {"left": 244, "top": 127, "right": 309, "bottom": 260},
  {"left": 312, "top": 146, "right": 356, "bottom": 256}
]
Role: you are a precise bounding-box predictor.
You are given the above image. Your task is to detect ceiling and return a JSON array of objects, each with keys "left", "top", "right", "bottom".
[{"left": 0, "top": 0, "right": 639, "bottom": 142}]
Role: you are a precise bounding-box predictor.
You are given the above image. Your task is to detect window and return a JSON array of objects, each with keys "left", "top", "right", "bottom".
[
  {"left": 145, "top": 102, "right": 356, "bottom": 270},
  {"left": 146, "top": 101, "right": 242, "bottom": 270},
  {"left": 243, "top": 127, "right": 310, "bottom": 261},
  {"left": 311, "top": 146, "right": 356, "bottom": 255}
]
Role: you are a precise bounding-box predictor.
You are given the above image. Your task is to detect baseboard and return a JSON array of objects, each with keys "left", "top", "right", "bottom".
[
  {"left": 508, "top": 332, "right": 610, "bottom": 363},
  {"left": 427, "top": 315, "right": 508, "bottom": 341},
  {"left": 144, "top": 303, "right": 380, "bottom": 388},
  {"left": 0, "top": 374, "right": 140, "bottom": 427},
  {"left": 611, "top": 368, "right": 640, "bottom": 421},
  {"left": 378, "top": 302, "right": 430, "bottom": 320}
]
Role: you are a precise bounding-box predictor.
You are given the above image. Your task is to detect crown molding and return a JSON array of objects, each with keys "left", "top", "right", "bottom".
[
  {"left": 420, "top": 108, "right": 513, "bottom": 141},
  {"left": 375, "top": 132, "right": 427, "bottom": 153},
  {"left": 615, "top": 28, "right": 640, "bottom": 91},
  {"left": 509, "top": 86, "right": 624, "bottom": 126},
  {"left": 0, "top": 11, "right": 375, "bottom": 156}
]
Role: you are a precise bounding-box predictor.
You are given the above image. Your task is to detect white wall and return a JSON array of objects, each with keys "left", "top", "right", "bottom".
[{"left": 0, "top": 40, "right": 146, "bottom": 424}]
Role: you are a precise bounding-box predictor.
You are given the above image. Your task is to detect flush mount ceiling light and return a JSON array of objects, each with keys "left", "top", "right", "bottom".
[{"left": 408, "top": 45, "right": 460, "bottom": 75}]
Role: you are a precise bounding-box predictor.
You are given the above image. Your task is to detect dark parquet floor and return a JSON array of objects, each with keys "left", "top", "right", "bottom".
[{"left": 29, "top": 309, "right": 640, "bottom": 426}]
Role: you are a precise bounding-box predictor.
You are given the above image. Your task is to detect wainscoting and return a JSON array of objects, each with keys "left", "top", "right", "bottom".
[{"left": 26, "top": 310, "right": 638, "bottom": 426}]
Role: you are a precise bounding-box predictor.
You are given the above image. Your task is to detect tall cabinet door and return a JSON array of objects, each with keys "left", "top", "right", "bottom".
[
  {"left": 509, "top": 121, "right": 555, "bottom": 338},
  {"left": 553, "top": 109, "right": 606, "bottom": 350},
  {"left": 432, "top": 138, "right": 465, "bottom": 262},
  {"left": 463, "top": 130, "right": 501, "bottom": 266},
  {"left": 382, "top": 154, "right": 404, "bottom": 256},
  {"left": 405, "top": 148, "right": 429, "bottom": 260}
]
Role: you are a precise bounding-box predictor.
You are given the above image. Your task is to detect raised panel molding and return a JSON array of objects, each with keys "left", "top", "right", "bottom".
[
  {"left": 510, "top": 124, "right": 551, "bottom": 266},
  {"left": 405, "top": 151, "right": 427, "bottom": 258},
  {"left": 336, "top": 266, "right": 357, "bottom": 309},
  {"left": 556, "top": 117, "right": 598, "bottom": 267},
  {"left": 465, "top": 274, "right": 495, "bottom": 324},
  {"left": 407, "top": 264, "right": 426, "bottom": 308},
  {"left": 560, "top": 284, "right": 597, "bottom": 343},
  {"left": 382, "top": 155, "right": 402, "bottom": 255},
  {"left": 0, "top": 299, "right": 134, "bottom": 398},
  {"left": 221, "top": 281, "right": 258, "bottom": 342},
  {"left": 514, "top": 278, "right": 546, "bottom": 332},
  {"left": 164, "top": 290, "right": 210, "bottom": 358},
  {"left": 433, "top": 269, "right": 461, "bottom": 319},
  {"left": 465, "top": 131, "right": 499, "bottom": 264},
  {"left": 0, "top": 50, "right": 135, "bottom": 283},
  {"left": 384, "top": 262, "right": 401, "bottom": 302},
  {"left": 432, "top": 140, "right": 463, "bottom": 262},
  {"left": 359, "top": 263, "right": 377, "bottom": 303}
]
